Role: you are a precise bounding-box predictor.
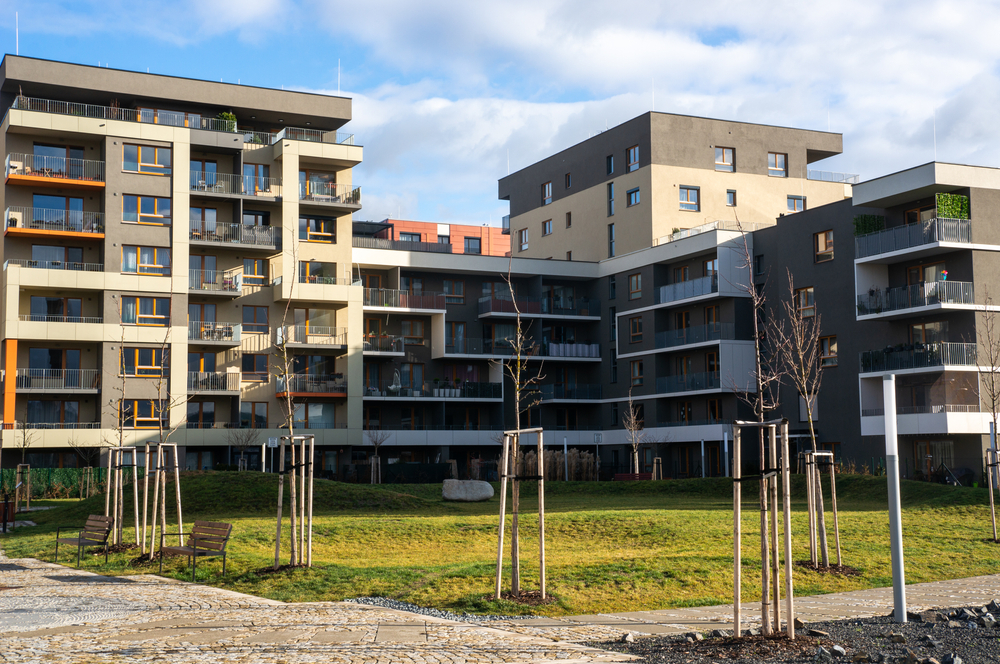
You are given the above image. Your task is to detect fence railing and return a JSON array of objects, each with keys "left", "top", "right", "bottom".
[
  {"left": 539, "top": 384, "right": 603, "bottom": 400},
  {"left": 5, "top": 258, "right": 104, "bottom": 272},
  {"left": 654, "top": 322, "right": 735, "bottom": 349},
  {"left": 656, "top": 274, "right": 718, "bottom": 304},
  {"left": 807, "top": 169, "right": 861, "bottom": 184},
  {"left": 6, "top": 152, "right": 105, "bottom": 182},
  {"left": 5, "top": 206, "right": 104, "bottom": 234},
  {"left": 856, "top": 280, "right": 975, "bottom": 315},
  {"left": 279, "top": 325, "right": 348, "bottom": 346},
  {"left": 188, "top": 321, "right": 241, "bottom": 343},
  {"left": 15, "top": 368, "right": 101, "bottom": 390},
  {"left": 187, "top": 371, "right": 240, "bottom": 392},
  {"left": 364, "top": 288, "right": 447, "bottom": 309},
  {"left": 363, "top": 335, "right": 403, "bottom": 353},
  {"left": 352, "top": 236, "right": 453, "bottom": 253},
  {"left": 277, "top": 375, "right": 348, "bottom": 394},
  {"left": 189, "top": 268, "right": 242, "bottom": 293},
  {"left": 655, "top": 371, "right": 721, "bottom": 394},
  {"left": 855, "top": 218, "right": 972, "bottom": 259},
  {"left": 299, "top": 181, "right": 361, "bottom": 205},
  {"left": 190, "top": 170, "right": 282, "bottom": 197},
  {"left": 860, "top": 341, "right": 978, "bottom": 372},
  {"left": 19, "top": 314, "right": 103, "bottom": 324},
  {"left": 189, "top": 220, "right": 280, "bottom": 248}
]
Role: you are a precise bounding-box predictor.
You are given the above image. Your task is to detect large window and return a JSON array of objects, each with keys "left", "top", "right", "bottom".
[
  {"left": 630, "top": 360, "right": 644, "bottom": 386},
  {"left": 627, "top": 145, "right": 639, "bottom": 172},
  {"left": 241, "top": 354, "right": 268, "bottom": 381},
  {"left": 795, "top": 287, "right": 815, "bottom": 318},
  {"left": 122, "top": 297, "right": 170, "bottom": 326},
  {"left": 715, "top": 147, "right": 734, "bottom": 172},
  {"left": 464, "top": 237, "right": 481, "bottom": 254},
  {"left": 243, "top": 258, "right": 267, "bottom": 285},
  {"left": 123, "top": 195, "right": 171, "bottom": 225},
  {"left": 27, "top": 400, "right": 79, "bottom": 426},
  {"left": 122, "top": 399, "right": 167, "bottom": 429},
  {"left": 400, "top": 232, "right": 421, "bottom": 242},
  {"left": 187, "top": 402, "right": 215, "bottom": 428},
  {"left": 768, "top": 152, "right": 787, "bottom": 177},
  {"left": 815, "top": 230, "right": 834, "bottom": 262},
  {"left": 299, "top": 261, "right": 338, "bottom": 284},
  {"left": 190, "top": 159, "right": 217, "bottom": 189},
  {"left": 122, "top": 246, "right": 170, "bottom": 275},
  {"left": 820, "top": 336, "right": 838, "bottom": 367},
  {"left": 679, "top": 186, "right": 699, "bottom": 211},
  {"left": 542, "top": 181, "right": 552, "bottom": 206},
  {"left": 243, "top": 305, "right": 269, "bottom": 333},
  {"left": 629, "top": 316, "right": 643, "bottom": 343},
  {"left": 518, "top": 228, "right": 528, "bottom": 252},
  {"left": 240, "top": 402, "right": 268, "bottom": 428},
  {"left": 29, "top": 296, "right": 82, "bottom": 322},
  {"left": 299, "top": 216, "right": 335, "bottom": 243},
  {"left": 443, "top": 280, "right": 465, "bottom": 304},
  {"left": 123, "top": 144, "right": 171, "bottom": 175},
  {"left": 401, "top": 363, "right": 424, "bottom": 389},
  {"left": 628, "top": 273, "right": 642, "bottom": 300},
  {"left": 123, "top": 347, "right": 168, "bottom": 377},
  {"left": 31, "top": 194, "right": 84, "bottom": 230},
  {"left": 402, "top": 320, "right": 425, "bottom": 345}
]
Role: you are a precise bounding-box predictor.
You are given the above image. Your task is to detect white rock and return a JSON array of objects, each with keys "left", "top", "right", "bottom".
[{"left": 442, "top": 479, "right": 494, "bottom": 502}]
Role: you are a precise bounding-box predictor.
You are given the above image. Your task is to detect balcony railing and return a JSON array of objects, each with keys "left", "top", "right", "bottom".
[
  {"left": 19, "top": 314, "right": 103, "bottom": 324},
  {"left": 6, "top": 152, "right": 105, "bottom": 183},
  {"left": 189, "top": 268, "right": 243, "bottom": 293},
  {"left": 5, "top": 258, "right": 103, "bottom": 271},
  {"left": 862, "top": 405, "right": 981, "bottom": 416},
  {"left": 299, "top": 274, "right": 354, "bottom": 286},
  {"left": 365, "top": 381, "right": 501, "bottom": 398},
  {"left": 15, "top": 368, "right": 100, "bottom": 390},
  {"left": 860, "top": 342, "right": 978, "bottom": 372},
  {"left": 189, "top": 220, "right": 280, "bottom": 248},
  {"left": 276, "top": 127, "right": 355, "bottom": 145},
  {"left": 364, "top": 288, "right": 447, "bottom": 309},
  {"left": 541, "top": 297, "right": 600, "bottom": 317},
  {"left": 188, "top": 321, "right": 241, "bottom": 343},
  {"left": 279, "top": 325, "right": 348, "bottom": 346},
  {"left": 6, "top": 206, "right": 104, "bottom": 234},
  {"left": 655, "top": 371, "right": 721, "bottom": 394},
  {"left": 19, "top": 422, "right": 101, "bottom": 430},
  {"left": 187, "top": 371, "right": 240, "bottom": 392},
  {"left": 445, "top": 337, "right": 512, "bottom": 355},
  {"left": 807, "top": 170, "right": 860, "bottom": 185},
  {"left": 277, "top": 375, "right": 348, "bottom": 394},
  {"left": 190, "top": 170, "right": 282, "bottom": 197},
  {"left": 299, "top": 181, "right": 361, "bottom": 205},
  {"left": 352, "top": 236, "right": 453, "bottom": 253},
  {"left": 855, "top": 218, "right": 972, "bottom": 259},
  {"left": 656, "top": 275, "right": 718, "bottom": 305},
  {"left": 543, "top": 342, "right": 601, "bottom": 358},
  {"left": 478, "top": 295, "right": 544, "bottom": 315},
  {"left": 539, "top": 384, "right": 603, "bottom": 400},
  {"left": 857, "top": 281, "right": 974, "bottom": 315},
  {"left": 654, "top": 323, "right": 735, "bottom": 349},
  {"left": 364, "top": 335, "right": 403, "bottom": 353}
]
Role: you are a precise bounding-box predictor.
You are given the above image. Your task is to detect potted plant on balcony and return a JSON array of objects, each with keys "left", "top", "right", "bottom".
[
  {"left": 454, "top": 378, "right": 463, "bottom": 397},
  {"left": 433, "top": 378, "right": 441, "bottom": 397}
]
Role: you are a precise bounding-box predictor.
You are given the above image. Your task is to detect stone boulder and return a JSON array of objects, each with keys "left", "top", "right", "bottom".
[{"left": 442, "top": 479, "right": 494, "bottom": 502}]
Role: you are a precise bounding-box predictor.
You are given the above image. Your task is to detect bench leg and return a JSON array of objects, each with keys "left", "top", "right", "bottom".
[
  {"left": 55, "top": 540, "right": 59, "bottom": 564},
  {"left": 76, "top": 544, "right": 82, "bottom": 568},
  {"left": 159, "top": 552, "right": 164, "bottom": 575},
  {"left": 192, "top": 553, "right": 197, "bottom": 582},
  {"left": 104, "top": 544, "right": 109, "bottom": 565},
  {"left": 222, "top": 553, "right": 227, "bottom": 577}
]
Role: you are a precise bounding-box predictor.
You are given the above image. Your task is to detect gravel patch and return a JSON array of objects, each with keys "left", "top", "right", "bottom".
[{"left": 346, "top": 596, "right": 531, "bottom": 623}]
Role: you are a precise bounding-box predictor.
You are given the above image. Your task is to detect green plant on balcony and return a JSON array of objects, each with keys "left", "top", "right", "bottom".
[
  {"left": 216, "top": 111, "right": 238, "bottom": 132},
  {"left": 853, "top": 214, "right": 885, "bottom": 236},
  {"left": 935, "top": 192, "right": 970, "bottom": 220}
]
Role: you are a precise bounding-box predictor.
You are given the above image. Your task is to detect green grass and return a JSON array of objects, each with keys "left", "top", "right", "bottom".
[{"left": 4, "top": 472, "right": 1000, "bottom": 617}]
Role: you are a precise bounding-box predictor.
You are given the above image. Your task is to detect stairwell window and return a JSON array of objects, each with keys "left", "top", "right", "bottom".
[
  {"left": 122, "top": 399, "right": 167, "bottom": 429},
  {"left": 123, "top": 195, "right": 171, "bottom": 225},
  {"left": 123, "top": 348, "right": 168, "bottom": 377},
  {"left": 630, "top": 360, "right": 644, "bottom": 386},
  {"left": 680, "top": 186, "right": 699, "bottom": 211},
  {"left": 628, "top": 273, "right": 641, "bottom": 300},
  {"left": 608, "top": 183, "right": 615, "bottom": 216},
  {"left": 123, "top": 144, "right": 171, "bottom": 175},
  {"left": 608, "top": 224, "right": 616, "bottom": 257}
]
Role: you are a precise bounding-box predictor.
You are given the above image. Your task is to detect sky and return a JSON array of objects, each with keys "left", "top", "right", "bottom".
[{"left": 3, "top": 1, "right": 1000, "bottom": 225}]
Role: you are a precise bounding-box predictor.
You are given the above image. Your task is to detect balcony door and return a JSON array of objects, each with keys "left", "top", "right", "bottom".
[
  {"left": 29, "top": 347, "right": 80, "bottom": 387},
  {"left": 190, "top": 255, "right": 217, "bottom": 288}
]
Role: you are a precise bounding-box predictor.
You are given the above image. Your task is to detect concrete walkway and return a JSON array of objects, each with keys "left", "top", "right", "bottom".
[{"left": 4, "top": 551, "right": 1000, "bottom": 663}]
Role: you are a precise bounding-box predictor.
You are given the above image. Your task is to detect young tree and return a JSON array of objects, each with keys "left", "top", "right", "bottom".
[
  {"left": 977, "top": 290, "right": 1000, "bottom": 541},
  {"left": 623, "top": 389, "right": 646, "bottom": 474},
  {"left": 227, "top": 427, "right": 261, "bottom": 471},
  {"left": 365, "top": 428, "right": 392, "bottom": 484}
]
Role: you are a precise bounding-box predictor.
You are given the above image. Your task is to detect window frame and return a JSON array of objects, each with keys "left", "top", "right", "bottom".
[
  {"left": 123, "top": 194, "right": 172, "bottom": 225},
  {"left": 608, "top": 223, "right": 615, "bottom": 257},
  {"left": 628, "top": 273, "right": 642, "bottom": 300},
  {"left": 726, "top": 189, "right": 737, "bottom": 207},
  {"left": 608, "top": 275, "right": 616, "bottom": 299},
  {"left": 541, "top": 181, "right": 553, "bottom": 206},
  {"left": 626, "top": 145, "right": 639, "bottom": 172},
  {"left": 787, "top": 195, "right": 806, "bottom": 213},
  {"left": 606, "top": 155, "right": 614, "bottom": 175},
  {"left": 122, "top": 399, "right": 167, "bottom": 429},
  {"left": 715, "top": 147, "right": 734, "bottom": 172},
  {"left": 795, "top": 287, "right": 816, "bottom": 318},
  {"left": 629, "top": 316, "right": 643, "bottom": 343},
  {"left": 443, "top": 279, "right": 465, "bottom": 304},
  {"left": 122, "top": 245, "right": 171, "bottom": 276},
  {"left": 609, "top": 306, "right": 617, "bottom": 341},
  {"left": 299, "top": 215, "right": 336, "bottom": 243},
  {"left": 122, "top": 296, "right": 170, "bottom": 326},
  {"left": 518, "top": 228, "right": 528, "bottom": 252},
  {"left": 243, "top": 258, "right": 267, "bottom": 285},
  {"left": 820, "top": 335, "right": 838, "bottom": 367},
  {"left": 607, "top": 182, "right": 615, "bottom": 216},
  {"left": 542, "top": 219, "right": 552, "bottom": 236},
  {"left": 565, "top": 172, "right": 572, "bottom": 188},
  {"left": 630, "top": 360, "right": 644, "bottom": 386},
  {"left": 679, "top": 186, "right": 700, "bottom": 212},
  {"left": 463, "top": 237, "right": 482, "bottom": 254},
  {"left": 626, "top": 187, "right": 640, "bottom": 207},
  {"left": 401, "top": 320, "right": 425, "bottom": 345},
  {"left": 610, "top": 350, "right": 618, "bottom": 383},
  {"left": 768, "top": 152, "right": 788, "bottom": 177},
  {"left": 240, "top": 402, "right": 268, "bottom": 428},
  {"left": 123, "top": 347, "right": 168, "bottom": 377},
  {"left": 243, "top": 305, "right": 269, "bottom": 333},
  {"left": 815, "top": 230, "right": 834, "bottom": 262},
  {"left": 241, "top": 354, "right": 269, "bottom": 381},
  {"left": 123, "top": 144, "right": 172, "bottom": 175},
  {"left": 399, "top": 232, "right": 421, "bottom": 243}
]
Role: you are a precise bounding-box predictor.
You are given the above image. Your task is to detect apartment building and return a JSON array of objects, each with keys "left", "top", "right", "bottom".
[
  {"left": 354, "top": 218, "right": 509, "bottom": 257},
  {"left": 498, "top": 112, "right": 854, "bottom": 262},
  {"left": 0, "top": 55, "right": 362, "bottom": 471}
]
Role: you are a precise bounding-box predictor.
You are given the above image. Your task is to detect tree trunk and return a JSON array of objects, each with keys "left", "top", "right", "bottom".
[{"left": 808, "top": 412, "right": 829, "bottom": 567}]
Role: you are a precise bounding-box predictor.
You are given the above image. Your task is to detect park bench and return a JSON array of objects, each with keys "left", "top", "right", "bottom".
[
  {"left": 614, "top": 473, "right": 653, "bottom": 481},
  {"left": 55, "top": 514, "right": 112, "bottom": 567},
  {"left": 159, "top": 521, "right": 233, "bottom": 581}
]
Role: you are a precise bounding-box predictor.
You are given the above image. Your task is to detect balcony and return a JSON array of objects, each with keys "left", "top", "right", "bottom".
[
  {"left": 189, "top": 268, "right": 243, "bottom": 296},
  {"left": 807, "top": 170, "right": 860, "bottom": 185},
  {"left": 190, "top": 171, "right": 282, "bottom": 199},
  {"left": 541, "top": 297, "right": 600, "bottom": 318},
  {"left": 276, "top": 126, "right": 356, "bottom": 146},
  {"left": 653, "top": 323, "right": 736, "bottom": 351},
  {"left": 6, "top": 153, "right": 105, "bottom": 188},
  {"left": 15, "top": 368, "right": 100, "bottom": 392},
  {"left": 363, "top": 335, "right": 404, "bottom": 355},
  {"left": 655, "top": 371, "right": 721, "bottom": 394},
  {"left": 187, "top": 371, "right": 241, "bottom": 394},
  {"left": 364, "top": 381, "right": 502, "bottom": 400},
  {"left": 278, "top": 325, "right": 348, "bottom": 349},
  {"left": 363, "top": 288, "right": 447, "bottom": 311},
  {"left": 656, "top": 275, "right": 718, "bottom": 305},
  {"left": 352, "top": 236, "right": 453, "bottom": 253},
  {"left": 299, "top": 181, "right": 361, "bottom": 208},
  {"left": 856, "top": 281, "right": 975, "bottom": 318},
  {"left": 5, "top": 258, "right": 103, "bottom": 272},
  {"left": 860, "top": 404, "right": 989, "bottom": 436},
  {"left": 187, "top": 321, "right": 241, "bottom": 345},
  {"left": 860, "top": 342, "right": 978, "bottom": 373},
  {"left": 855, "top": 218, "right": 972, "bottom": 260},
  {"left": 276, "top": 375, "right": 348, "bottom": 397},
  {"left": 189, "top": 221, "right": 280, "bottom": 250},
  {"left": 541, "top": 342, "right": 601, "bottom": 359},
  {"left": 19, "top": 314, "right": 102, "bottom": 324},
  {"left": 5, "top": 207, "right": 104, "bottom": 237},
  {"left": 539, "top": 384, "right": 603, "bottom": 401}
]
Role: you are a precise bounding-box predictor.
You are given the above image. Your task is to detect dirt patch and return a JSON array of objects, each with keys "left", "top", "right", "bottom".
[
  {"left": 492, "top": 590, "right": 557, "bottom": 607},
  {"left": 794, "top": 560, "right": 862, "bottom": 577},
  {"left": 107, "top": 543, "right": 139, "bottom": 554}
]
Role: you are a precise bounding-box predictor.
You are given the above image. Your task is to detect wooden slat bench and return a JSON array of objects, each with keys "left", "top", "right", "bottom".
[
  {"left": 159, "top": 521, "right": 233, "bottom": 581},
  {"left": 55, "top": 514, "right": 112, "bottom": 567},
  {"left": 614, "top": 473, "right": 654, "bottom": 481}
]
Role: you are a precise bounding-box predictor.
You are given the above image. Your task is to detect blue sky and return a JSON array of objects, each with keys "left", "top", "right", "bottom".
[{"left": 3, "top": 1, "right": 1000, "bottom": 224}]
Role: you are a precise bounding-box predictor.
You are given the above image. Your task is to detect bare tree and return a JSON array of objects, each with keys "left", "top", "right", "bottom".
[
  {"left": 365, "top": 428, "right": 392, "bottom": 484},
  {"left": 623, "top": 388, "right": 647, "bottom": 474},
  {"left": 977, "top": 290, "right": 1000, "bottom": 541},
  {"left": 14, "top": 426, "right": 35, "bottom": 464},
  {"left": 227, "top": 427, "right": 261, "bottom": 471}
]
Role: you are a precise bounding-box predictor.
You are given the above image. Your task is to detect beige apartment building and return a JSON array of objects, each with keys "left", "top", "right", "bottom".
[{"left": 498, "top": 112, "right": 855, "bottom": 262}]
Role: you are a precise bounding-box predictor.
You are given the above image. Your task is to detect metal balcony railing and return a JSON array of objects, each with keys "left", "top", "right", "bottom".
[
  {"left": 187, "top": 371, "right": 240, "bottom": 392},
  {"left": 365, "top": 381, "right": 501, "bottom": 398},
  {"left": 656, "top": 275, "right": 718, "bottom": 304},
  {"left": 364, "top": 335, "right": 403, "bottom": 353},
  {"left": 543, "top": 342, "right": 601, "bottom": 358},
  {"left": 654, "top": 323, "right": 735, "bottom": 349},
  {"left": 541, "top": 297, "right": 600, "bottom": 317},
  {"left": 277, "top": 375, "right": 348, "bottom": 394},
  {"left": 279, "top": 325, "right": 348, "bottom": 346},
  {"left": 538, "top": 384, "right": 603, "bottom": 400},
  {"left": 5, "top": 206, "right": 104, "bottom": 234},
  {"left": 276, "top": 126, "right": 355, "bottom": 145},
  {"left": 190, "top": 170, "right": 282, "bottom": 197},
  {"left": 862, "top": 404, "right": 981, "bottom": 416},
  {"left": 352, "top": 236, "right": 453, "bottom": 253},
  {"left": 855, "top": 218, "right": 972, "bottom": 259},
  {"left": 299, "top": 181, "right": 361, "bottom": 205},
  {"left": 5, "top": 258, "right": 103, "bottom": 271},
  {"left": 20, "top": 421, "right": 101, "bottom": 430},
  {"left": 19, "top": 314, "right": 103, "bottom": 324},
  {"left": 188, "top": 321, "right": 241, "bottom": 343},
  {"left": 15, "top": 368, "right": 100, "bottom": 390},
  {"left": 299, "top": 274, "right": 353, "bottom": 286},
  {"left": 807, "top": 170, "right": 860, "bottom": 184},
  {"left": 478, "top": 295, "right": 544, "bottom": 315},
  {"left": 860, "top": 342, "right": 978, "bottom": 372},
  {"left": 6, "top": 152, "right": 105, "bottom": 182},
  {"left": 189, "top": 268, "right": 243, "bottom": 293},
  {"left": 189, "top": 220, "right": 280, "bottom": 248},
  {"left": 856, "top": 281, "right": 975, "bottom": 315},
  {"left": 364, "top": 288, "right": 447, "bottom": 309},
  {"left": 445, "top": 337, "right": 512, "bottom": 355},
  {"left": 655, "top": 371, "right": 721, "bottom": 394}
]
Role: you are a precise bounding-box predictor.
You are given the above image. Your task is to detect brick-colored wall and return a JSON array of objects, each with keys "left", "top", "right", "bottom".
[{"left": 382, "top": 219, "right": 510, "bottom": 256}]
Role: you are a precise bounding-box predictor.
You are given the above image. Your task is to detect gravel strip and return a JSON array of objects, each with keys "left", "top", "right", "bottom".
[{"left": 345, "top": 596, "right": 531, "bottom": 623}]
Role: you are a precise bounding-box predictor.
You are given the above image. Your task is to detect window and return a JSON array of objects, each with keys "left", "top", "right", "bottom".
[
  {"left": 606, "top": 155, "right": 614, "bottom": 175},
  {"left": 680, "top": 186, "right": 699, "bottom": 211},
  {"left": 123, "top": 195, "right": 171, "bottom": 225},
  {"left": 708, "top": 399, "right": 722, "bottom": 423},
  {"left": 705, "top": 305, "right": 719, "bottom": 327},
  {"left": 630, "top": 360, "right": 644, "bottom": 386},
  {"left": 768, "top": 152, "right": 787, "bottom": 177},
  {"left": 566, "top": 251, "right": 572, "bottom": 260},
  {"left": 443, "top": 280, "right": 465, "bottom": 304},
  {"left": 243, "top": 210, "right": 270, "bottom": 227},
  {"left": 715, "top": 147, "right": 734, "bottom": 172},
  {"left": 629, "top": 316, "right": 643, "bottom": 343},
  {"left": 243, "top": 258, "right": 267, "bottom": 286},
  {"left": 240, "top": 402, "right": 268, "bottom": 428},
  {"left": 122, "top": 246, "right": 170, "bottom": 275},
  {"left": 611, "top": 403, "right": 619, "bottom": 427},
  {"left": 402, "top": 320, "right": 425, "bottom": 345},
  {"left": 243, "top": 305, "right": 269, "bottom": 333},
  {"left": 674, "top": 266, "right": 690, "bottom": 282},
  {"left": 299, "top": 216, "right": 335, "bottom": 243},
  {"left": 727, "top": 190, "right": 737, "bottom": 207},
  {"left": 123, "top": 347, "right": 168, "bottom": 377},
  {"left": 609, "top": 307, "right": 617, "bottom": 341},
  {"left": 905, "top": 204, "right": 936, "bottom": 225},
  {"left": 820, "top": 335, "right": 838, "bottom": 367},
  {"left": 190, "top": 206, "right": 217, "bottom": 237},
  {"left": 608, "top": 223, "right": 616, "bottom": 257},
  {"left": 401, "top": 363, "right": 424, "bottom": 389},
  {"left": 190, "top": 159, "right": 217, "bottom": 189},
  {"left": 542, "top": 219, "right": 552, "bottom": 236},
  {"left": 706, "top": 351, "right": 718, "bottom": 374},
  {"left": 188, "top": 351, "right": 216, "bottom": 373},
  {"left": 607, "top": 183, "right": 615, "bottom": 216},
  {"left": 241, "top": 354, "right": 268, "bottom": 381},
  {"left": 787, "top": 195, "right": 805, "bottom": 213},
  {"left": 518, "top": 228, "right": 528, "bottom": 252},
  {"left": 437, "top": 235, "right": 450, "bottom": 244},
  {"left": 542, "top": 181, "right": 553, "bottom": 205},
  {"left": 299, "top": 261, "right": 338, "bottom": 284},
  {"left": 187, "top": 402, "right": 215, "bottom": 428},
  {"left": 565, "top": 173, "right": 572, "bottom": 188},
  {"left": 400, "top": 232, "right": 421, "bottom": 242},
  {"left": 31, "top": 194, "right": 84, "bottom": 230},
  {"left": 464, "top": 237, "right": 481, "bottom": 254},
  {"left": 565, "top": 212, "right": 572, "bottom": 228},
  {"left": 29, "top": 296, "right": 82, "bottom": 322},
  {"left": 122, "top": 296, "right": 170, "bottom": 326},
  {"left": 122, "top": 399, "right": 167, "bottom": 429},
  {"left": 628, "top": 273, "right": 641, "bottom": 300},
  {"left": 795, "top": 287, "right": 815, "bottom": 318},
  {"left": 703, "top": 259, "right": 718, "bottom": 277},
  {"left": 754, "top": 254, "right": 764, "bottom": 275},
  {"left": 627, "top": 188, "right": 640, "bottom": 207},
  {"left": 626, "top": 145, "right": 640, "bottom": 172},
  {"left": 679, "top": 401, "right": 693, "bottom": 423},
  {"left": 609, "top": 275, "right": 616, "bottom": 299},
  {"left": 27, "top": 400, "right": 78, "bottom": 426},
  {"left": 123, "top": 144, "right": 171, "bottom": 175},
  {"left": 815, "top": 230, "right": 834, "bottom": 262},
  {"left": 610, "top": 351, "right": 618, "bottom": 383}
]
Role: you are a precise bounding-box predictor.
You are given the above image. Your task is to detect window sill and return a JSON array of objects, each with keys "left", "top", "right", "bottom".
[{"left": 123, "top": 170, "right": 171, "bottom": 177}]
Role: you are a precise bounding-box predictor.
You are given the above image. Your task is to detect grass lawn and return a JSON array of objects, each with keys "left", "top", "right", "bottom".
[{"left": 2, "top": 472, "right": 998, "bottom": 617}]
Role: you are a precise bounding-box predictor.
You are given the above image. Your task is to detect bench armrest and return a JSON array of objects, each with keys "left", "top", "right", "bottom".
[{"left": 56, "top": 525, "right": 86, "bottom": 538}]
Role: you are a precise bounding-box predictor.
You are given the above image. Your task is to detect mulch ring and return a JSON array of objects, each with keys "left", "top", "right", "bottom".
[
  {"left": 127, "top": 550, "right": 163, "bottom": 567},
  {"left": 601, "top": 633, "right": 823, "bottom": 663},
  {"left": 493, "top": 590, "right": 557, "bottom": 607},
  {"left": 107, "top": 543, "right": 139, "bottom": 554},
  {"left": 250, "top": 564, "right": 310, "bottom": 577},
  {"left": 794, "top": 560, "right": 862, "bottom": 576}
]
